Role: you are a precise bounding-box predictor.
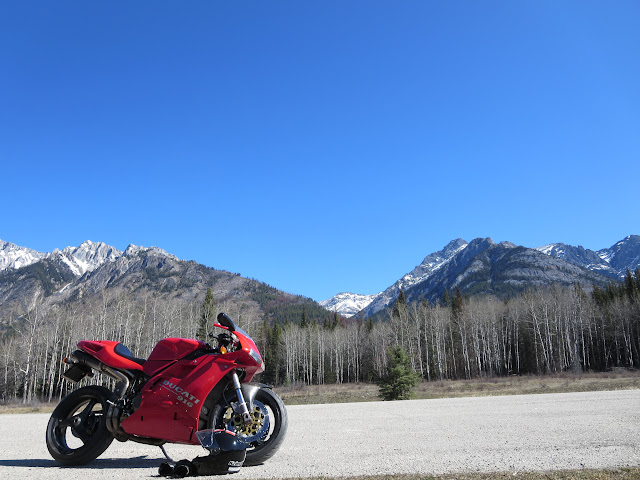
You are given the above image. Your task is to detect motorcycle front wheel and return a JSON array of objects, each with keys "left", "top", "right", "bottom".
[
  {"left": 210, "top": 387, "right": 288, "bottom": 466},
  {"left": 46, "top": 385, "right": 115, "bottom": 465}
]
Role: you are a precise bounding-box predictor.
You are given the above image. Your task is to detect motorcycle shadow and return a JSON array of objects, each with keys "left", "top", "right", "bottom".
[{"left": 0, "top": 456, "right": 162, "bottom": 469}]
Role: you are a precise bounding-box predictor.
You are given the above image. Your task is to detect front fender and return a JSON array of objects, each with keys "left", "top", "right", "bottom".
[{"left": 241, "top": 382, "right": 272, "bottom": 411}]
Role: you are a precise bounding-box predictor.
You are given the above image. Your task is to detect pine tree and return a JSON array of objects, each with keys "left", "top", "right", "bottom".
[
  {"left": 442, "top": 289, "right": 451, "bottom": 307},
  {"left": 197, "top": 288, "right": 216, "bottom": 341},
  {"left": 625, "top": 269, "right": 638, "bottom": 302},
  {"left": 263, "top": 322, "right": 283, "bottom": 385},
  {"left": 377, "top": 345, "right": 420, "bottom": 401},
  {"left": 392, "top": 289, "right": 407, "bottom": 319},
  {"left": 333, "top": 309, "right": 340, "bottom": 329},
  {"left": 452, "top": 287, "right": 464, "bottom": 319},
  {"left": 366, "top": 316, "right": 374, "bottom": 334}
]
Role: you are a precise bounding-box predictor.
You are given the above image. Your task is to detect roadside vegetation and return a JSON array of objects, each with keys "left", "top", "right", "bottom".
[
  {"left": 4, "top": 369, "right": 637, "bottom": 413},
  {"left": 276, "top": 369, "right": 640, "bottom": 405}
]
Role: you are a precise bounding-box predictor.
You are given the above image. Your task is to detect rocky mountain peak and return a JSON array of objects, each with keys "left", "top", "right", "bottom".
[
  {"left": 600, "top": 235, "right": 640, "bottom": 274},
  {"left": 0, "top": 240, "right": 177, "bottom": 278},
  {"left": 325, "top": 235, "right": 639, "bottom": 318},
  {"left": 0, "top": 239, "right": 47, "bottom": 271},
  {"left": 124, "top": 244, "right": 178, "bottom": 260},
  {"left": 319, "top": 292, "right": 381, "bottom": 318}
]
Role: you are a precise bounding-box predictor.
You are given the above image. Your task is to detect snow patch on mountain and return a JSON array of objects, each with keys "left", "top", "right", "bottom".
[
  {"left": 323, "top": 238, "right": 469, "bottom": 318},
  {"left": 360, "top": 238, "right": 469, "bottom": 316},
  {"left": 320, "top": 292, "right": 381, "bottom": 318},
  {"left": 536, "top": 244, "right": 564, "bottom": 257},
  {"left": 0, "top": 239, "right": 46, "bottom": 270},
  {"left": 0, "top": 240, "right": 178, "bottom": 277},
  {"left": 124, "top": 244, "right": 178, "bottom": 260},
  {"left": 49, "top": 241, "right": 123, "bottom": 277}
]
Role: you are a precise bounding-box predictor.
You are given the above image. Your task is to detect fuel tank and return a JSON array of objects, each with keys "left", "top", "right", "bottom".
[{"left": 143, "top": 338, "right": 207, "bottom": 377}]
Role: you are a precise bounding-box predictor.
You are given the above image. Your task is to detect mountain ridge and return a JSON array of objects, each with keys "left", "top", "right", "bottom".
[
  {"left": 0, "top": 239, "right": 328, "bottom": 328},
  {"left": 2, "top": 235, "right": 638, "bottom": 321},
  {"left": 324, "top": 235, "right": 639, "bottom": 317}
]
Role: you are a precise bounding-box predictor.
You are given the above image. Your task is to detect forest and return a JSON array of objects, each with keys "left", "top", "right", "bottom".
[{"left": 1, "top": 269, "right": 639, "bottom": 403}]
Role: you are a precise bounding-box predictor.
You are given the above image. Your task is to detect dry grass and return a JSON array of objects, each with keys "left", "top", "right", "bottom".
[
  {"left": 1, "top": 370, "right": 638, "bottom": 413},
  {"left": 275, "top": 370, "right": 640, "bottom": 405},
  {"left": 0, "top": 400, "right": 56, "bottom": 414}
]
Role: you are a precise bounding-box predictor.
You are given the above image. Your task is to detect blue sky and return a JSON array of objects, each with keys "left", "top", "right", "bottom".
[{"left": 1, "top": 1, "right": 639, "bottom": 301}]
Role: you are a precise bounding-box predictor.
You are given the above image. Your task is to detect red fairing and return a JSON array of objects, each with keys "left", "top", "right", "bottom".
[
  {"left": 120, "top": 353, "right": 236, "bottom": 444},
  {"left": 78, "top": 340, "right": 144, "bottom": 371},
  {"left": 120, "top": 334, "right": 263, "bottom": 444},
  {"left": 143, "top": 338, "right": 207, "bottom": 377}
]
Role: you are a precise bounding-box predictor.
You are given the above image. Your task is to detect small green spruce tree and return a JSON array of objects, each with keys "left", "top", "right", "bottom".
[
  {"left": 197, "top": 288, "right": 216, "bottom": 341},
  {"left": 378, "top": 345, "right": 420, "bottom": 401}
]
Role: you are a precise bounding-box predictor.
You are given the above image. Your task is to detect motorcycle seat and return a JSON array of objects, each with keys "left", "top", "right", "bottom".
[{"left": 114, "top": 343, "right": 146, "bottom": 366}]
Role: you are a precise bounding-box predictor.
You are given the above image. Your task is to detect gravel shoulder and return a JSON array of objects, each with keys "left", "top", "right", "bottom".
[{"left": 0, "top": 390, "right": 638, "bottom": 479}]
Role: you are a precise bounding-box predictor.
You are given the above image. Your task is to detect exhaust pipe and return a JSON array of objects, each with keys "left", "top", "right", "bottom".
[
  {"left": 67, "top": 350, "right": 131, "bottom": 395},
  {"left": 66, "top": 350, "right": 131, "bottom": 437}
]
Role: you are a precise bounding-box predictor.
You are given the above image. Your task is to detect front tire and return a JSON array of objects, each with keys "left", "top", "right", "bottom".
[
  {"left": 210, "top": 388, "right": 288, "bottom": 466},
  {"left": 46, "top": 386, "right": 115, "bottom": 465}
]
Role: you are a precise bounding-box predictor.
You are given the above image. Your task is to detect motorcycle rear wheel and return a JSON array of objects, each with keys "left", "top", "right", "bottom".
[
  {"left": 210, "top": 387, "right": 288, "bottom": 466},
  {"left": 46, "top": 385, "right": 115, "bottom": 465}
]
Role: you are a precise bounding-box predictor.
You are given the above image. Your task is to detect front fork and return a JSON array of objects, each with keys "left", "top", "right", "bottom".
[{"left": 231, "top": 371, "right": 253, "bottom": 424}]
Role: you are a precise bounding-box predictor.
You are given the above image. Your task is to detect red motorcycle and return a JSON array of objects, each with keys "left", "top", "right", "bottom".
[{"left": 46, "top": 313, "right": 287, "bottom": 467}]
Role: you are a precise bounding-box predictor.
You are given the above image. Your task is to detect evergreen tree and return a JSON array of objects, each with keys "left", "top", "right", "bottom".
[
  {"left": 625, "top": 269, "right": 638, "bottom": 302},
  {"left": 366, "top": 316, "right": 374, "bottom": 333},
  {"left": 452, "top": 287, "right": 464, "bottom": 319},
  {"left": 197, "top": 288, "right": 216, "bottom": 341},
  {"left": 392, "top": 289, "right": 407, "bottom": 319},
  {"left": 442, "top": 289, "right": 451, "bottom": 307},
  {"left": 263, "top": 322, "right": 283, "bottom": 384},
  {"left": 333, "top": 309, "right": 341, "bottom": 329},
  {"left": 377, "top": 345, "right": 420, "bottom": 401}
]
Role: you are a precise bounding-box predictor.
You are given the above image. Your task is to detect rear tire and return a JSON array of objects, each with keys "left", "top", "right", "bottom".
[
  {"left": 210, "top": 387, "right": 288, "bottom": 466},
  {"left": 46, "top": 386, "right": 115, "bottom": 465}
]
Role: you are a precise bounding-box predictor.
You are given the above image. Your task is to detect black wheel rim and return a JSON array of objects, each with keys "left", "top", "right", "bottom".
[{"left": 52, "top": 396, "right": 106, "bottom": 453}]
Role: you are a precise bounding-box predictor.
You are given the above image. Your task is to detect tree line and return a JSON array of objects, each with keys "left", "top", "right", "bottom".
[
  {"left": 260, "top": 269, "right": 640, "bottom": 385},
  {"left": 1, "top": 271, "right": 639, "bottom": 403}
]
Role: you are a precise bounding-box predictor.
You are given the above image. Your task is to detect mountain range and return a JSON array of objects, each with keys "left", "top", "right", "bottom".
[
  {"left": 0, "top": 239, "right": 327, "bottom": 327},
  {"left": 320, "top": 235, "right": 640, "bottom": 317},
  {"left": 1, "top": 235, "right": 638, "bottom": 323}
]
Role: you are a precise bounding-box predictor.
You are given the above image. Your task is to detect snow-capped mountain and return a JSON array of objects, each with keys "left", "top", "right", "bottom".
[
  {"left": 324, "top": 235, "right": 639, "bottom": 318},
  {"left": 599, "top": 235, "right": 640, "bottom": 275},
  {"left": 536, "top": 235, "right": 640, "bottom": 278},
  {"left": 322, "top": 238, "right": 468, "bottom": 317},
  {"left": 123, "top": 244, "right": 178, "bottom": 261},
  {"left": 0, "top": 240, "right": 46, "bottom": 270},
  {"left": 0, "top": 238, "right": 327, "bottom": 329},
  {"left": 0, "top": 240, "right": 176, "bottom": 278},
  {"left": 319, "top": 292, "right": 381, "bottom": 318},
  {"left": 535, "top": 243, "right": 617, "bottom": 277},
  {"left": 359, "top": 238, "right": 468, "bottom": 317},
  {"left": 51, "top": 241, "right": 123, "bottom": 277}
]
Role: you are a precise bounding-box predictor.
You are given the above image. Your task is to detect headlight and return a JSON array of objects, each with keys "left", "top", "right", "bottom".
[{"left": 248, "top": 349, "right": 262, "bottom": 365}]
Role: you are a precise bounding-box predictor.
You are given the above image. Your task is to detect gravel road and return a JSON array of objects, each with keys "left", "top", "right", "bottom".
[{"left": 1, "top": 390, "right": 638, "bottom": 479}]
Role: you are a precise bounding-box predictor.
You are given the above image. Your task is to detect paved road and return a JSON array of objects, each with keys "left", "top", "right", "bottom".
[{"left": 0, "top": 390, "right": 639, "bottom": 479}]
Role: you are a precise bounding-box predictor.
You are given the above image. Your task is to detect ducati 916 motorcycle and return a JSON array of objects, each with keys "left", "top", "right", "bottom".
[{"left": 46, "top": 313, "right": 287, "bottom": 467}]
